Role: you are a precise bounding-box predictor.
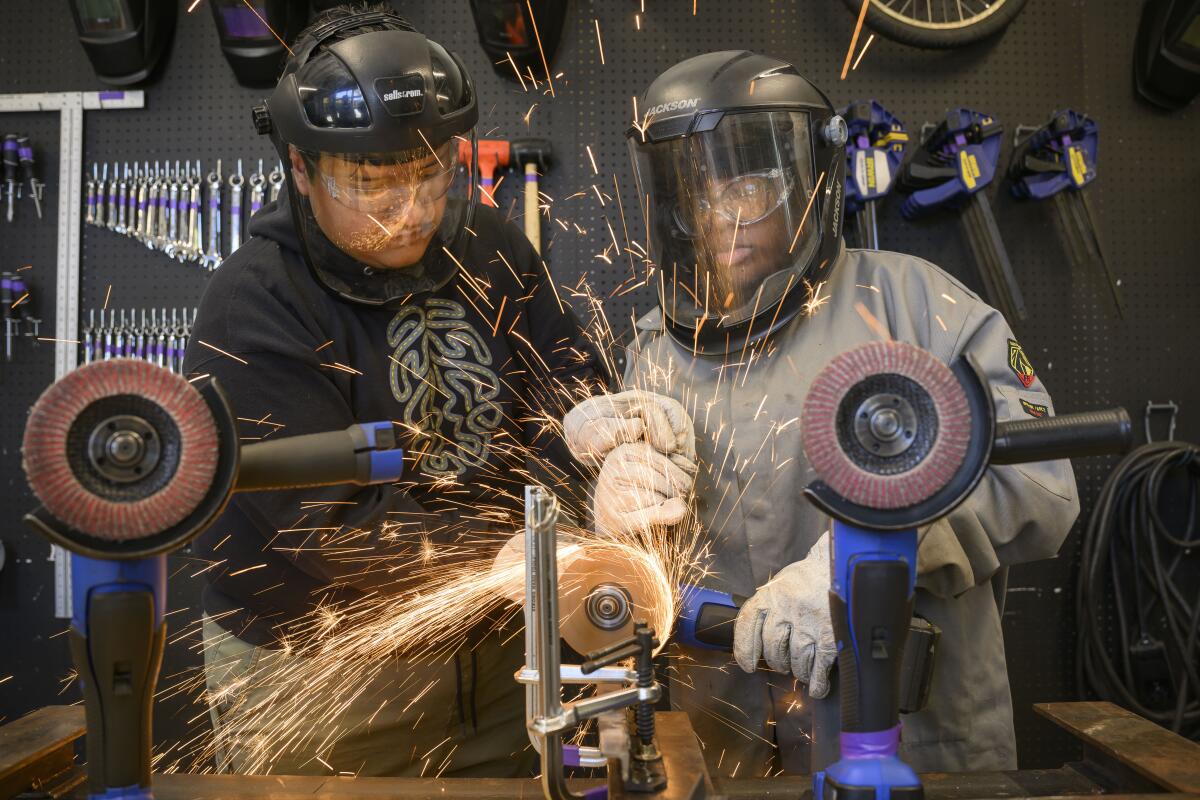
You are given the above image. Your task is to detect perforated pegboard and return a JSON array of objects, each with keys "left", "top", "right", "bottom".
[{"left": 1, "top": 0, "right": 1197, "bottom": 769}]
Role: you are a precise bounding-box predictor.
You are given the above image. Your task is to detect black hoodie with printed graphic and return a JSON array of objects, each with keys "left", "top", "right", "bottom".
[{"left": 183, "top": 188, "right": 605, "bottom": 647}]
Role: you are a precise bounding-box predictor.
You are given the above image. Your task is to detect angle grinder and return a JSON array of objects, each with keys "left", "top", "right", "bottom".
[
  {"left": 22, "top": 359, "right": 405, "bottom": 800},
  {"left": 798, "top": 340, "right": 1131, "bottom": 800}
]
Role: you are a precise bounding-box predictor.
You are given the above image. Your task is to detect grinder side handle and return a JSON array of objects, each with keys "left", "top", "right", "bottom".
[{"left": 991, "top": 407, "right": 1131, "bottom": 465}]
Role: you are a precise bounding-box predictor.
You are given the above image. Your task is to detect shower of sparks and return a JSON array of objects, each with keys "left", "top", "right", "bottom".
[
  {"left": 156, "top": 266, "right": 724, "bottom": 773},
  {"left": 416, "top": 129, "right": 445, "bottom": 169},
  {"left": 241, "top": 0, "right": 294, "bottom": 57},
  {"left": 854, "top": 301, "right": 891, "bottom": 341},
  {"left": 586, "top": 145, "right": 599, "bottom": 175},
  {"left": 526, "top": 0, "right": 555, "bottom": 98},
  {"left": 841, "top": 0, "right": 871, "bottom": 80},
  {"left": 186, "top": 0, "right": 202, "bottom": 10},
  {"left": 594, "top": 19, "right": 606, "bottom": 64},
  {"left": 787, "top": 171, "right": 826, "bottom": 254},
  {"left": 196, "top": 340, "right": 248, "bottom": 365},
  {"left": 851, "top": 34, "right": 876, "bottom": 71},
  {"left": 103, "top": 283, "right": 112, "bottom": 310}
]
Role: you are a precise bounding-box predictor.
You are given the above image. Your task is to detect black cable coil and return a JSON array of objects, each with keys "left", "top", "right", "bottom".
[{"left": 1076, "top": 441, "right": 1200, "bottom": 738}]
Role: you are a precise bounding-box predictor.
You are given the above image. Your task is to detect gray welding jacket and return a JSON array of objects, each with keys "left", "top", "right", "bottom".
[{"left": 624, "top": 244, "right": 1080, "bottom": 777}]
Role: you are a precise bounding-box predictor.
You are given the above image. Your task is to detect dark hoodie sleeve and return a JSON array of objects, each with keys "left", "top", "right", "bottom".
[{"left": 182, "top": 242, "right": 449, "bottom": 598}]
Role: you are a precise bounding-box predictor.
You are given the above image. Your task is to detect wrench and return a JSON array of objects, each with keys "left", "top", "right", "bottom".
[
  {"left": 115, "top": 163, "right": 128, "bottom": 234},
  {"left": 249, "top": 158, "right": 266, "bottom": 220},
  {"left": 203, "top": 159, "right": 224, "bottom": 270},
  {"left": 268, "top": 159, "right": 285, "bottom": 204},
  {"left": 229, "top": 158, "right": 245, "bottom": 253},
  {"left": 106, "top": 161, "right": 119, "bottom": 231},
  {"left": 165, "top": 160, "right": 182, "bottom": 259},
  {"left": 85, "top": 164, "right": 98, "bottom": 226}
]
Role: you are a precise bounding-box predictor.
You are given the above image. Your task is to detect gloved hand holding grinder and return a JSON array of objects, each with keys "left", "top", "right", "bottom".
[{"left": 563, "top": 390, "right": 835, "bottom": 696}]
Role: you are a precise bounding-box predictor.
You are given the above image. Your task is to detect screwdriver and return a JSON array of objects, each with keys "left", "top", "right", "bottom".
[
  {"left": 17, "top": 136, "right": 43, "bottom": 219},
  {"left": 3, "top": 136, "right": 18, "bottom": 222},
  {"left": 10, "top": 274, "right": 38, "bottom": 344},
  {"left": 1, "top": 273, "right": 14, "bottom": 361}
]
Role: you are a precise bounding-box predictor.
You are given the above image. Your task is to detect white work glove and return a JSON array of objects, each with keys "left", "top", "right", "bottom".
[
  {"left": 563, "top": 390, "right": 696, "bottom": 471},
  {"left": 733, "top": 531, "right": 837, "bottom": 699},
  {"left": 592, "top": 442, "right": 696, "bottom": 537}
]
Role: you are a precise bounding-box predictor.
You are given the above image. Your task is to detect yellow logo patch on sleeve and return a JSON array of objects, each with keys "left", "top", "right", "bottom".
[{"left": 1007, "top": 338, "right": 1036, "bottom": 388}]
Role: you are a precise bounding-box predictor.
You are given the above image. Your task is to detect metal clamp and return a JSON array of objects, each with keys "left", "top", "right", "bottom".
[{"left": 521, "top": 486, "right": 664, "bottom": 799}]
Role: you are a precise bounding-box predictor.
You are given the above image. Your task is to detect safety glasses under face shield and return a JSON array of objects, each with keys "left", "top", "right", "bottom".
[
  {"left": 305, "top": 140, "right": 459, "bottom": 215},
  {"left": 670, "top": 167, "right": 795, "bottom": 237},
  {"left": 629, "top": 110, "right": 821, "bottom": 335}
]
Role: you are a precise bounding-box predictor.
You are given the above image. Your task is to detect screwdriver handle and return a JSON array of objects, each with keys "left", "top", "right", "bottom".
[
  {"left": 17, "top": 137, "right": 34, "bottom": 178},
  {"left": 2, "top": 136, "right": 17, "bottom": 174}
]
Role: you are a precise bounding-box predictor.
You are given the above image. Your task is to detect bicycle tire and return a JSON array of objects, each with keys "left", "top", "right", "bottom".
[{"left": 843, "top": 0, "right": 1030, "bottom": 49}]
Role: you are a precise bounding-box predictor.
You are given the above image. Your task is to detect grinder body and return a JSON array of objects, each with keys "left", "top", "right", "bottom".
[
  {"left": 70, "top": 555, "right": 165, "bottom": 800},
  {"left": 816, "top": 522, "right": 922, "bottom": 800}
]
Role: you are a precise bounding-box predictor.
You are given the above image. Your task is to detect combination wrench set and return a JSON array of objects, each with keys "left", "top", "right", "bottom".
[
  {"left": 83, "top": 158, "right": 284, "bottom": 270},
  {"left": 79, "top": 307, "right": 196, "bottom": 375}
]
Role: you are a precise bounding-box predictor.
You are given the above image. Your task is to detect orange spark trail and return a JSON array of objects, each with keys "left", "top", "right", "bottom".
[{"left": 842, "top": 0, "right": 871, "bottom": 80}]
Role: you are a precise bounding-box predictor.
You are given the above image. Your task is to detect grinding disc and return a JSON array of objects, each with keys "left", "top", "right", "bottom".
[
  {"left": 22, "top": 359, "right": 221, "bottom": 543},
  {"left": 488, "top": 531, "right": 588, "bottom": 605},
  {"left": 558, "top": 544, "right": 665, "bottom": 655},
  {"left": 801, "top": 341, "right": 972, "bottom": 510}
]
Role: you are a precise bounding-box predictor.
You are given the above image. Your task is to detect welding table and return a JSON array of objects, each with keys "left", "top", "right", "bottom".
[{"left": 3, "top": 702, "right": 1199, "bottom": 800}]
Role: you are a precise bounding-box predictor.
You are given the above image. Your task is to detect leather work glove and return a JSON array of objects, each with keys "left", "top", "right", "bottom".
[
  {"left": 563, "top": 390, "right": 696, "bottom": 471},
  {"left": 593, "top": 441, "right": 696, "bottom": 537},
  {"left": 733, "top": 531, "right": 837, "bottom": 698}
]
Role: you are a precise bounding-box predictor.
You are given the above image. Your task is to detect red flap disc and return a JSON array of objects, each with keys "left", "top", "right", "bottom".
[
  {"left": 801, "top": 341, "right": 972, "bottom": 510},
  {"left": 22, "top": 359, "right": 220, "bottom": 543}
]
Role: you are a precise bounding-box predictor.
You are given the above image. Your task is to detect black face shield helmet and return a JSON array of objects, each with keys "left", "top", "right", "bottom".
[
  {"left": 252, "top": 11, "right": 480, "bottom": 307},
  {"left": 627, "top": 51, "right": 848, "bottom": 355}
]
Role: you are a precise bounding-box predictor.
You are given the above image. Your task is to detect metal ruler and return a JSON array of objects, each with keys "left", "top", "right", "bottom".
[{"left": 0, "top": 90, "right": 146, "bottom": 618}]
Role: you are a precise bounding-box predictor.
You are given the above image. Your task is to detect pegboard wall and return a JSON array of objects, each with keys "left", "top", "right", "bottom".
[{"left": 1, "top": 0, "right": 1197, "bottom": 771}]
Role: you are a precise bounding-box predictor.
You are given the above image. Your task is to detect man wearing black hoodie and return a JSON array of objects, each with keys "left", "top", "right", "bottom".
[{"left": 183, "top": 7, "right": 603, "bottom": 777}]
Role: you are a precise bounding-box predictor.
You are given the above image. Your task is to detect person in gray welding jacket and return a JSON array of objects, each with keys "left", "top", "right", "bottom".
[{"left": 562, "top": 52, "right": 1079, "bottom": 777}]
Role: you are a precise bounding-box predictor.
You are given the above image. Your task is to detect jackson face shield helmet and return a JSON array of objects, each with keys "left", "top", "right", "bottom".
[
  {"left": 252, "top": 10, "right": 479, "bottom": 307},
  {"left": 627, "top": 51, "right": 848, "bottom": 354}
]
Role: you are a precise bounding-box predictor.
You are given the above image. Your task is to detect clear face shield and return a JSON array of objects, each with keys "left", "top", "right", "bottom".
[
  {"left": 277, "top": 36, "right": 479, "bottom": 305},
  {"left": 629, "top": 110, "right": 820, "bottom": 335}
]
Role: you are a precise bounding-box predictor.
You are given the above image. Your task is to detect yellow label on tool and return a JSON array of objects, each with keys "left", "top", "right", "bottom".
[
  {"left": 959, "top": 150, "right": 981, "bottom": 190},
  {"left": 864, "top": 153, "right": 877, "bottom": 191},
  {"left": 1068, "top": 145, "right": 1088, "bottom": 188}
]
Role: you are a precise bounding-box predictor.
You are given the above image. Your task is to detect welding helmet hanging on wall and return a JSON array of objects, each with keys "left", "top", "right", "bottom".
[
  {"left": 252, "top": 10, "right": 479, "bottom": 307},
  {"left": 468, "top": 0, "right": 568, "bottom": 82},
  {"left": 210, "top": 0, "right": 308, "bottom": 87},
  {"left": 627, "top": 51, "right": 848, "bottom": 355},
  {"left": 68, "top": 0, "right": 177, "bottom": 85}
]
